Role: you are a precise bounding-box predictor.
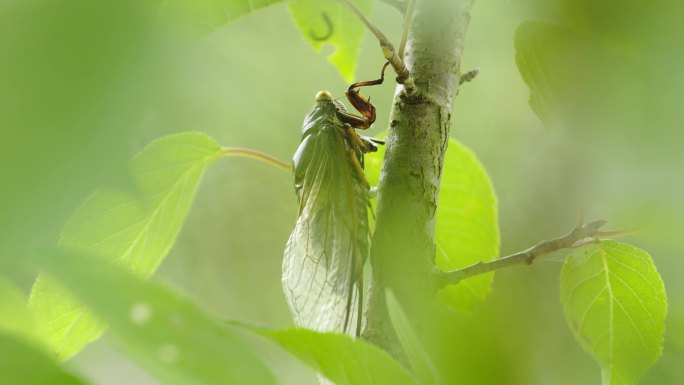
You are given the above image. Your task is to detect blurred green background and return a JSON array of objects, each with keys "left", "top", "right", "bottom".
[{"left": 1, "top": 0, "right": 682, "bottom": 384}]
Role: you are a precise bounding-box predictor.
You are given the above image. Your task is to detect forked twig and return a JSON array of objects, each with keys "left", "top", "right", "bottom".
[{"left": 337, "top": 0, "right": 417, "bottom": 96}]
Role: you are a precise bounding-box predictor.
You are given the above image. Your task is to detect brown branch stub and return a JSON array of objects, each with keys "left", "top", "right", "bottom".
[
  {"left": 439, "top": 220, "right": 608, "bottom": 287},
  {"left": 458, "top": 68, "right": 480, "bottom": 85},
  {"left": 337, "top": 0, "right": 417, "bottom": 96}
]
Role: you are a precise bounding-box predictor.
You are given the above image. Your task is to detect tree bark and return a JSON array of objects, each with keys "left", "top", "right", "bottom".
[{"left": 362, "top": 0, "right": 476, "bottom": 358}]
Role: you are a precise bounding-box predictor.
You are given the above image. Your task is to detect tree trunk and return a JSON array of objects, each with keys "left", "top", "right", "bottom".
[{"left": 362, "top": 0, "right": 476, "bottom": 358}]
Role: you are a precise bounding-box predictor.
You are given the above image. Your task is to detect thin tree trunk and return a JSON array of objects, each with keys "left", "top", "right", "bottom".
[{"left": 362, "top": 0, "right": 476, "bottom": 358}]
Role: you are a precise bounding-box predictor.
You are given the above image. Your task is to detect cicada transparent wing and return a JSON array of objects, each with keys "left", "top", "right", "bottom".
[{"left": 283, "top": 91, "right": 371, "bottom": 335}]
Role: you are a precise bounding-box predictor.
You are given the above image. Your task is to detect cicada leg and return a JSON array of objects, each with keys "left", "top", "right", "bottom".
[
  {"left": 336, "top": 62, "right": 390, "bottom": 130},
  {"left": 347, "top": 147, "right": 370, "bottom": 189}
]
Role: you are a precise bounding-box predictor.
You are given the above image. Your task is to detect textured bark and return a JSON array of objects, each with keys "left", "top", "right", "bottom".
[{"left": 362, "top": 0, "right": 475, "bottom": 357}]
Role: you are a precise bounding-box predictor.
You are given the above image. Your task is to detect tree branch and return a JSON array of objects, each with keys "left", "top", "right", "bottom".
[
  {"left": 439, "top": 219, "right": 608, "bottom": 287},
  {"left": 362, "top": 0, "right": 475, "bottom": 358}
]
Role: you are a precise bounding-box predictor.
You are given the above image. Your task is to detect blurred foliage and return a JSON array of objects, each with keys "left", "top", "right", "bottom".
[
  {"left": 244, "top": 324, "right": 416, "bottom": 385},
  {"left": 0, "top": 332, "right": 88, "bottom": 385},
  {"left": 0, "top": 0, "right": 682, "bottom": 384},
  {"left": 29, "top": 133, "right": 224, "bottom": 360}
]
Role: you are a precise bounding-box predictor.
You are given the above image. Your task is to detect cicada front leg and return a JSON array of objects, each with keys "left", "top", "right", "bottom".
[{"left": 336, "top": 62, "right": 390, "bottom": 131}]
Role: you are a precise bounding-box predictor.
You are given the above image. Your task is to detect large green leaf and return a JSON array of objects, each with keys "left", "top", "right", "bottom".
[
  {"left": 0, "top": 332, "right": 88, "bottom": 385},
  {"left": 386, "top": 290, "right": 441, "bottom": 385},
  {"left": 244, "top": 326, "right": 416, "bottom": 385},
  {"left": 34, "top": 249, "right": 276, "bottom": 385},
  {"left": 289, "top": 0, "right": 372, "bottom": 82},
  {"left": 366, "top": 137, "right": 500, "bottom": 312},
  {"left": 433, "top": 139, "right": 499, "bottom": 312},
  {"left": 29, "top": 132, "right": 224, "bottom": 360},
  {"left": 560, "top": 241, "right": 667, "bottom": 385}
]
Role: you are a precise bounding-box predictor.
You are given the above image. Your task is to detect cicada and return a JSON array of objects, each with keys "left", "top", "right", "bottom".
[{"left": 283, "top": 63, "right": 388, "bottom": 336}]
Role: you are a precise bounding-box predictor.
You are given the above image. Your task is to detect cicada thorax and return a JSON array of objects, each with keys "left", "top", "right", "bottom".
[{"left": 284, "top": 90, "right": 372, "bottom": 335}]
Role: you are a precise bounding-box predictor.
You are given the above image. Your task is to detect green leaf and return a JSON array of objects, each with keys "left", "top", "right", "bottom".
[
  {"left": 514, "top": 22, "right": 608, "bottom": 126},
  {"left": 289, "top": 0, "right": 372, "bottom": 82},
  {"left": 560, "top": 241, "right": 667, "bottom": 385},
  {"left": 515, "top": 22, "right": 572, "bottom": 125},
  {"left": 434, "top": 139, "right": 499, "bottom": 312},
  {"left": 244, "top": 326, "right": 416, "bottom": 385},
  {"left": 366, "top": 137, "right": 500, "bottom": 312},
  {"left": 29, "top": 132, "right": 224, "bottom": 360},
  {"left": 386, "top": 290, "right": 442, "bottom": 385},
  {"left": 0, "top": 331, "right": 88, "bottom": 385},
  {"left": 163, "top": 0, "right": 286, "bottom": 35},
  {"left": 34, "top": 249, "right": 276, "bottom": 385}
]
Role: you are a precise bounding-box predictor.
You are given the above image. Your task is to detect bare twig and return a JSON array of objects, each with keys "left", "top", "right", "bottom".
[
  {"left": 439, "top": 220, "right": 608, "bottom": 287},
  {"left": 337, "top": 0, "right": 417, "bottom": 96}
]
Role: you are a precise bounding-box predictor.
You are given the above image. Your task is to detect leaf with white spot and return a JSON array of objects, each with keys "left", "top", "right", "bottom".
[
  {"left": 560, "top": 241, "right": 667, "bottom": 385},
  {"left": 29, "top": 132, "right": 224, "bottom": 360},
  {"left": 34, "top": 249, "right": 276, "bottom": 385}
]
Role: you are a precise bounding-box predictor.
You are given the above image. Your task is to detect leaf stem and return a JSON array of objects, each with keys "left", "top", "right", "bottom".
[
  {"left": 439, "top": 220, "right": 608, "bottom": 287},
  {"left": 221, "top": 147, "right": 291, "bottom": 171},
  {"left": 337, "top": 0, "right": 417, "bottom": 96}
]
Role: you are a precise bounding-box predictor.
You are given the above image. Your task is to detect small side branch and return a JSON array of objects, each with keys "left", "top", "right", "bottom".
[
  {"left": 439, "top": 220, "right": 608, "bottom": 287},
  {"left": 337, "top": 0, "right": 417, "bottom": 96}
]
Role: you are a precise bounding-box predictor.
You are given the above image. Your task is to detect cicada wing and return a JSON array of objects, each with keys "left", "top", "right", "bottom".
[{"left": 283, "top": 126, "right": 367, "bottom": 334}]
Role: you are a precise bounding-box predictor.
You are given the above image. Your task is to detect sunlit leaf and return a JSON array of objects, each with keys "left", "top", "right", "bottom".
[
  {"left": 34, "top": 249, "right": 276, "bottom": 385},
  {"left": 29, "top": 132, "right": 224, "bottom": 360},
  {"left": 434, "top": 139, "right": 499, "bottom": 312},
  {"left": 366, "top": 137, "right": 500, "bottom": 312},
  {"left": 560, "top": 241, "right": 667, "bottom": 385},
  {"left": 243, "top": 326, "right": 416, "bottom": 385},
  {"left": 289, "top": 0, "right": 372, "bottom": 82},
  {"left": 0, "top": 332, "right": 88, "bottom": 385},
  {"left": 386, "top": 290, "right": 442, "bottom": 385}
]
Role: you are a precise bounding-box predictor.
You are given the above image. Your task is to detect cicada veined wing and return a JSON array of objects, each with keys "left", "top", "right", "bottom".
[{"left": 283, "top": 91, "right": 371, "bottom": 336}]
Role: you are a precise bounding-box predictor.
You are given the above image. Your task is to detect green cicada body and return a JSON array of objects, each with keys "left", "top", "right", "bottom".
[{"left": 283, "top": 90, "right": 374, "bottom": 335}]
